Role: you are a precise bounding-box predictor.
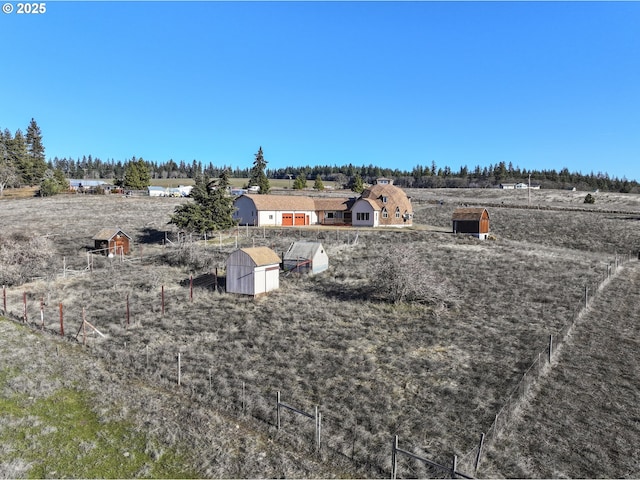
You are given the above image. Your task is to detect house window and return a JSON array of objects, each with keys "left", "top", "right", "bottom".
[
  {"left": 382, "top": 196, "right": 388, "bottom": 203},
  {"left": 269, "top": 215, "right": 273, "bottom": 220},
  {"left": 395, "top": 207, "right": 400, "bottom": 218},
  {"left": 356, "top": 212, "right": 370, "bottom": 221},
  {"left": 327, "top": 212, "right": 335, "bottom": 219},
  {"left": 382, "top": 207, "right": 388, "bottom": 218}
]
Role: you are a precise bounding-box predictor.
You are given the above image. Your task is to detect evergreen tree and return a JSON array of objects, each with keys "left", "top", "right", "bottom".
[
  {"left": 248, "top": 146, "right": 270, "bottom": 194},
  {"left": 123, "top": 157, "right": 151, "bottom": 190},
  {"left": 0, "top": 130, "right": 18, "bottom": 196},
  {"left": 350, "top": 173, "right": 365, "bottom": 193},
  {"left": 25, "top": 118, "right": 47, "bottom": 185},
  {"left": 293, "top": 173, "right": 307, "bottom": 190},
  {"left": 169, "top": 170, "right": 237, "bottom": 233},
  {"left": 39, "top": 168, "right": 69, "bottom": 196},
  {"left": 313, "top": 174, "right": 325, "bottom": 191},
  {"left": 10, "top": 129, "right": 29, "bottom": 185}
]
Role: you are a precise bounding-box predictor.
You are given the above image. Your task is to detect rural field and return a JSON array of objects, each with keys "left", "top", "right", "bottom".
[{"left": 1, "top": 186, "right": 639, "bottom": 478}]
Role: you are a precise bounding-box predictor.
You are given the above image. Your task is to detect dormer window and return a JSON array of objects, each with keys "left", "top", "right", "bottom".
[{"left": 382, "top": 196, "right": 388, "bottom": 203}]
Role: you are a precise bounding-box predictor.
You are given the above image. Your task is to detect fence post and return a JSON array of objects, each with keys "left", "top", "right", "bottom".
[
  {"left": 59, "top": 302, "right": 64, "bottom": 336},
  {"left": 2, "top": 285, "right": 6, "bottom": 315},
  {"left": 242, "top": 381, "right": 245, "bottom": 414},
  {"left": 276, "top": 391, "right": 281, "bottom": 430},
  {"left": 23, "top": 291, "right": 27, "bottom": 323},
  {"left": 177, "top": 352, "right": 181, "bottom": 386},
  {"left": 40, "top": 297, "right": 44, "bottom": 330},
  {"left": 451, "top": 454, "right": 458, "bottom": 479},
  {"left": 474, "top": 432, "right": 485, "bottom": 472},
  {"left": 190, "top": 275, "right": 193, "bottom": 301},
  {"left": 391, "top": 435, "right": 398, "bottom": 480},
  {"left": 548, "top": 335, "right": 553, "bottom": 363},
  {"left": 126, "top": 294, "right": 130, "bottom": 327},
  {"left": 161, "top": 285, "right": 165, "bottom": 316},
  {"left": 585, "top": 284, "right": 588, "bottom": 308}
]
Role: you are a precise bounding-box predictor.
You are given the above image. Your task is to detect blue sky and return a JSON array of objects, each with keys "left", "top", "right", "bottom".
[{"left": 2, "top": 1, "right": 639, "bottom": 181}]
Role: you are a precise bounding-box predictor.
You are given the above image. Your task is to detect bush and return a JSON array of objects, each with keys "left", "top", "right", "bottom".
[{"left": 584, "top": 193, "right": 595, "bottom": 204}]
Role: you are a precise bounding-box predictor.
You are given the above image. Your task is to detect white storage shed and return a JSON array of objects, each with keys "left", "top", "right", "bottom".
[
  {"left": 283, "top": 241, "right": 329, "bottom": 275},
  {"left": 225, "top": 246, "right": 281, "bottom": 296}
]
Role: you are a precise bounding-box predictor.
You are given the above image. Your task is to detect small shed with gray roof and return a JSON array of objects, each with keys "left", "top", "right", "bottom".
[
  {"left": 92, "top": 228, "right": 132, "bottom": 255},
  {"left": 283, "top": 241, "right": 329, "bottom": 275},
  {"left": 226, "top": 246, "right": 281, "bottom": 296}
]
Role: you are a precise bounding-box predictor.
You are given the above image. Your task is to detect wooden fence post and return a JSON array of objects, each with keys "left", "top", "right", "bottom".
[
  {"left": 548, "top": 335, "right": 553, "bottom": 363},
  {"left": 190, "top": 275, "right": 193, "bottom": 301},
  {"left": 23, "top": 291, "right": 27, "bottom": 323},
  {"left": 161, "top": 285, "right": 165, "bottom": 316},
  {"left": 276, "top": 391, "right": 281, "bottom": 430},
  {"left": 451, "top": 454, "right": 458, "bottom": 479},
  {"left": 391, "top": 435, "right": 398, "bottom": 480},
  {"left": 59, "top": 302, "right": 64, "bottom": 336},
  {"left": 177, "top": 352, "right": 181, "bottom": 386},
  {"left": 474, "top": 432, "right": 485, "bottom": 472},
  {"left": 40, "top": 297, "right": 44, "bottom": 330},
  {"left": 2, "top": 285, "right": 6, "bottom": 315},
  {"left": 126, "top": 294, "right": 130, "bottom": 327}
]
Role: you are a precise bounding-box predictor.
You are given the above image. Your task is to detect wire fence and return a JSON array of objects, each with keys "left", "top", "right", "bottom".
[{"left": 0, "top": 243, "right": 634, "bottom": 479}]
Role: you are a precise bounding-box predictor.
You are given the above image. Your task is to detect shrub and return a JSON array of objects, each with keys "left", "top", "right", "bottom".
[{"left": 584, "top": 193, "right": 595, "bottom": 204}]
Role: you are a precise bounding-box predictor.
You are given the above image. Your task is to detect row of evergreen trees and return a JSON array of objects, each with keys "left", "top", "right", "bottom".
[
  {"left": 2, "top": 119, "right": 638, "bottom": 195},
  {"left": 47, "top": 154, "right": 638, "bottom": 193}
]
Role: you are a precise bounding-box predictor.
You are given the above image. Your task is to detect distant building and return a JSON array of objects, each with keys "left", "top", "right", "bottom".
[{"left": 232, "top": 178, "right": 413, "bottom": 228}]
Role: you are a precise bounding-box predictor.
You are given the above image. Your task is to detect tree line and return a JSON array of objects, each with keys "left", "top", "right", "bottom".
[{"left": 2, "top": 120, "right": 638, "bottom": 196}]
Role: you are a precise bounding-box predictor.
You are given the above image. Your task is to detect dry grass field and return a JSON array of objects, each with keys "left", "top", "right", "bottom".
[{"left": 1, "top": 187, "right": 639, "bottom": 478}]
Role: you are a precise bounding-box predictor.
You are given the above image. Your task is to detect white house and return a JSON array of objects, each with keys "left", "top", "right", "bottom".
[
  {"left": 225, "top": 247, "right": 281, "bottom": 296},
  {"left": 350, "top": 179, "right": 413, "bottom": 228},
  {"left": 233, "top": 194, "right": 318, "bottom": 227},
  {"left": 283, "top": 241, "right": 329, "bottom": 275}
]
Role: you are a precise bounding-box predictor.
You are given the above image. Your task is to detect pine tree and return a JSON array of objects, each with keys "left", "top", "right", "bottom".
[
  {"left": 248, "top": 147, "right": 270, "bottom": 194},
  {"left": 169, "top": 170, "right": 237, "bottom": 233},
  {"left": 0, "top": 130, "right": 18, "bottom": 196},
  {"left": 350, "top": 173, "right": 364, "bottom": 193},
  {"left": 293, "top": 173, "right": 307, "bottom": 190},
  {"left": 123, "top": 157, "right": 151, "bottom": 190},
  {"left": 25, "top": 118, "right": 47, "bottom": 185},
  {"left": 313, "top": 175, "right": 325, "bottom": 191}
]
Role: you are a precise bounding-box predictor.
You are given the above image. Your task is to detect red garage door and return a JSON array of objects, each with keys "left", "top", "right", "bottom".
[
  {"left": 282, "top": 213, "right": 293, "bottom": 226},
  {"left": 294, "top": 213, "right": 306, "bottom": 225}
]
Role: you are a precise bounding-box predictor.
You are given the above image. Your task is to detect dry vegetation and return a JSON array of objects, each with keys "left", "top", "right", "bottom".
[{"left": 1, "top": 188, "right": 640, "bottom": 478}]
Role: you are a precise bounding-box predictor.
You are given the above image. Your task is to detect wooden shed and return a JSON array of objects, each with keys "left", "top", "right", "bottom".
[
  {"left": 225, "top": 246, "right": 281, "bottom": 296},
  {"left": 283, "top": 241, "right": 329, "bottom": 275},
  {"left": 452, "top": 208, "right": 490, "bottom": 239},
  {"left": 92, "top": 228, "right": 132, "bottom": 255}
]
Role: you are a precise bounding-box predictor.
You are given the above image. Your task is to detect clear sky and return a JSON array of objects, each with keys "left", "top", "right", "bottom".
[{"left": 1, "top": 1, "right": 639, "bottom": 181}]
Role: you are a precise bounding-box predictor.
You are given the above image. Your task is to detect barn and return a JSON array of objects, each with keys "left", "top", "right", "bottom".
[
  {"left": 92, "top": 228, "right": 132, "bottom": 255},
  {"left": 225, "top": 246, "right": 281, "bottom": 296},
  {"left": 452, "top": 208, "right": 490, "bottom": 239},
  {"left": 283, "top": 241, "right": 329, "bottom": 275}
]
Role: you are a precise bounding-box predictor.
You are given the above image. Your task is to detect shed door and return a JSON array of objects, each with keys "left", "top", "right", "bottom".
[
  {"left": 282, "top": 213, "right": 293, "bottom": 226},
  {"left": 294, "top": 213, "right": 306, "bottom": 226}
]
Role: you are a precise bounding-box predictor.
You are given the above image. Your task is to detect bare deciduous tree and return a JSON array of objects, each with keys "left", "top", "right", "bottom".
[{"left": 371, "top": 244, "right": 458, "bottom": 306}]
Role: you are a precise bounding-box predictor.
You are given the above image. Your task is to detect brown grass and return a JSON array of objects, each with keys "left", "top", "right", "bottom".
[{"left": 1, "top": 189, "right": 639, "bottom": 478}]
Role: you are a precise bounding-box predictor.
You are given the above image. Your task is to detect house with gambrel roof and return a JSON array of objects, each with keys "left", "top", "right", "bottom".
[{"left": 232, "top": 178, "right": 413, "bottom": 228}]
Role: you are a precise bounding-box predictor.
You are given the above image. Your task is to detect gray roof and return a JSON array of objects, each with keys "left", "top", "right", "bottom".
[{"left": 284, "top": 241, "right": 324, "bottom": 261}]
